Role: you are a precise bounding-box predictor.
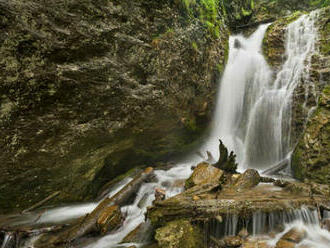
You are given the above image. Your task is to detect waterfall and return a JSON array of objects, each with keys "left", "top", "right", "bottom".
[
  {"left": 2, "top": 11, "right": 325, "bottom": 248},
  {"left": 202, "top": 11, "right": 319, "bottom": 171}
]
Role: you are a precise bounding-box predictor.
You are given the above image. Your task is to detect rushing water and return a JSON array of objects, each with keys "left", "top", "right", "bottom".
[
  {"left": 201, "top": 11, "right": 319, "bottom": 171},
  {"left": 1, "top": 11, "right": 327, "bottom": 248}
]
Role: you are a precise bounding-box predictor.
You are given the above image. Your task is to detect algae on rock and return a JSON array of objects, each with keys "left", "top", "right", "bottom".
[{"left": 155, "top": 220, "right": 203, "bottom": 248}]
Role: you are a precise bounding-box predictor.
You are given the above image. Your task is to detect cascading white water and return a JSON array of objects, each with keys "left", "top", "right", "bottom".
[
  {"left": 2, "top": 11, "right": 326, "bottom": 248},
  {"left": 267, "top": 220, "right": 330, "bottom": 248},
  {"left": 202, "top": 11, "right": 319, "bottom": 171}
]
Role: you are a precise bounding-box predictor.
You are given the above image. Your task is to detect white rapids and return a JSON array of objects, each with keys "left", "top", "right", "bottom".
[
  {"left": 2, "top": 10, "right": 327, "bottom": 248},
  {"left": 267, "top": 220, "right": 330, "bottom": 248}
]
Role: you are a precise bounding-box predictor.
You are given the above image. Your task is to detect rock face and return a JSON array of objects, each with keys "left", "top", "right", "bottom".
[
  {"left": 263, "top": 7, "right": 330, "bottom": 185},
  {"left": 155, "top": 220, "right": 203, "bottom": 248},
  {"left": 291, "top": 7, "right": 330, "bottom": 185},
  {"left": 0, "top": 0, "right": 229, "bottom": 213}
]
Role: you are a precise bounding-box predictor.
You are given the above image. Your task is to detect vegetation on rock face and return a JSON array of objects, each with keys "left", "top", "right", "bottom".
[
  {"left": 262, "top": 6, "right": 330, "bottom": 185},
  {"left": 291, "top": 7, "right": 330, "bottom": 185},
  {"left": 253, "top": 0, "right": 330, "bottom": 22}
]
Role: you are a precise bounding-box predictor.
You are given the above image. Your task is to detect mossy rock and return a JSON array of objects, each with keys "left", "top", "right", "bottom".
[
  {"left": 291, "top": 7, "right": 330, "bottom": 185},
  {"left": 155, "top": 220, "right": 203, "bottom": 248},
  {"left": 185, "top": 162, "right": 224, "bottom": 189}
]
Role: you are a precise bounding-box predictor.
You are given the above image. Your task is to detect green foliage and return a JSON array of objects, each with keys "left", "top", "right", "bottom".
[
  {"left": 199, "top": 0, "right": 221, "bottom": 38},
  {"left": 191, "top": 41, "right": 199, "bottom": 51},
  {"left": 179, "top": 0, "right": 222, "bottom": 38}
]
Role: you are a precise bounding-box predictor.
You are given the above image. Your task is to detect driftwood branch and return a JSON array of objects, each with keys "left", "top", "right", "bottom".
[
  {"left": 262, "top": 158, "right": 289, "bottom": 176},
  {"left": 34, "top": 167, "right": 154, "bottom": 247},
  {"left": 22, "top": 191, "right": 61, "bottom": 214}
]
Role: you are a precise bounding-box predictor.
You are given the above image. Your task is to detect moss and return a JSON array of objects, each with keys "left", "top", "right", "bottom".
[
  {"left": 263, "top": 11, "right": 304, "bottom": 68},
  {"left": 155, "top": 220, "right": 203, "bottom": 248},
  {"left": 191, "top": 41, "right": 199, "bottom": 52}
]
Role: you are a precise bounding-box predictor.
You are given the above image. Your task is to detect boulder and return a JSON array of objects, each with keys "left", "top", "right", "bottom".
[
  {"left": 185, "top": 162, "right": 224, "bottom": 189},
  {"left": 280, "top": 227, "right": 306, "bottom": 243},
  {"left": 223, "top": 236, "right": 242, "bottom": 247},
  {"left": 97, "top": 205, "right": 123, "bottom": 234},
  {"left": 155, "top": 220, "right": 203, "bottom": 248},
  {"left": 234, "top": 169, "right": 260, "bottom": 191},
  {"left": 275, "top": 227, "right": 307, "bottom": 248},
  {"left": 241, "top": 239, "right": 270, "bottom": 248},
  {"left": 121, "top": 222, "right": 152, "bottom": 244},
  {"left": 155, "top": 188, "right": 166, "bottom": 202},
  {"left": 238, "top": 228, "right": 249, "bottom": 239},
  {"left": 321, "top": 218, "right": 330, "bottom": 231},
  {"left": 275, "top": 239, "right": 295, "bottom": 248}
]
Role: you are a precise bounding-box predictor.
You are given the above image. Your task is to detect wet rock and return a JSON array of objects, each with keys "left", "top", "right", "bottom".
[
  {"left": 275, "top": 227, "right": 307, "bottom": 248},
  {"left": 310, "top": 183, "right": 330, "bottom": 198},
  {"left": 275, "top": 239, "right": 296, "bottom": 248},
  {"left": 215, "top": 215, "right": 223, "bottom": 223},
  {"left": 223, "top": 235, "right": 242, "bottom": 247},
  {"left": 210, "top": 235, "right": 242, "bottom": 248},
  {"left": 280, "top": 227, "right": 307, "bottom": 243},
  {"left": 121, "top": 222, "right": 152, "bottom": 244},
  {"left": 238, "top": 228, "right": 249, "bottom": 239},
  {"left": 185, "top": 162, "right": 224, "bottom": 189},
  {"left": 138, "top": 193, "right": 149, "bottom": 209},
  {"left": 155, "top": 188, "right": 166, "bottom": 202},
  {"left": 231, "top": 174, "right": 241, "bottom": 184},
  {"left": 147, "top": 177, "right": 330, "bottom": 226},
  {"left": 241, "top": 239, "right": 270, "bottom": 248},
  {"left": 155, "top": 220, "right": 203, "bottom": 248},
  {"left": 97, "top": 205, "right": 123, "bottom": 234},
  {"left": 289, "top": 8, "right": 330, "bottom": 185},
  {"left": 276, "top": 180, "right": 330, "bottom": 198},
  {"left": 234, "top": 39, "right": 242, "bottom": 49},
  {"left": 192, "top": 195, "right": 200, "bottom": 201},
  {"left": 321, "top": 218, "right": 330, "bottom": 231},
  {"left": 172, "top": 179, "right": 185, "bottom": 188},
  {"left": 234, "top": 169, "right": 260, "bottom": 191}
]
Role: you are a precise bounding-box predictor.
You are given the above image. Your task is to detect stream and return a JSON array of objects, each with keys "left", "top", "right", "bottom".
[{"left": 1, "top": 10, "right": 330, "bottom": 248}]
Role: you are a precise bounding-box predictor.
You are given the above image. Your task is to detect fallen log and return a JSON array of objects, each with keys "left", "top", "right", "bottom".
[
  {"left": 262, "top": 158, "right": 289, "bottom": 176},
  {"left": 22, "top": 191, "right": 61, "bottom": 214},
  {"left": 35, "top": 167, "right": 154, "bottom": 247}
]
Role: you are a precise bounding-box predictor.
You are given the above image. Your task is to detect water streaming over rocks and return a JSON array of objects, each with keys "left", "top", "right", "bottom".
[
  {"left": 1, "top": 11, "right": 328, "bottom": 248},
  {"left": 202, "top": 11, "right": 319, "bottom": 171}
]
